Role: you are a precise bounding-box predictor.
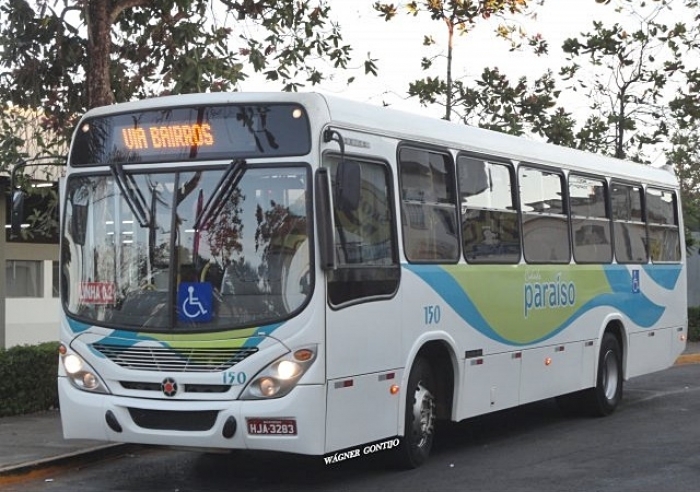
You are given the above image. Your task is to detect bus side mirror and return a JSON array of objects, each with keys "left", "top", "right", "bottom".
[
  {"left": 336, "top": 160, "right": 361, "bottom": 213},
  {"left": 10, "top": 189, "right": 25, "bottom": 238}
]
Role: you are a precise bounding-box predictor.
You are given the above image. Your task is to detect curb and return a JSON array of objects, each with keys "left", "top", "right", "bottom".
[
  {"left": 0, "top": 443, "right": 137, "bottom": 480},
  {"left": 675, "top": 353, "right": 700, "bottom": 366}
]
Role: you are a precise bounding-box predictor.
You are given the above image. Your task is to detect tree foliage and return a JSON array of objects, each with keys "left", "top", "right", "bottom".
[
  {"left": 453, "top": 68, "right": 565, "bottom": 138},
  {"left": 0, "top": 0, "right": 376, "bottom": 144},
  {"left": 559, "top": 14, "right": 676, "bottom": 161},
  {"left": 373, "top": 0, "right": 545, "bottom": 120},
  {"left": 0, "top": 0, "right": 376, "bottom": 238},
  {"left": 379, "top": 0, "right": 700, "bottom": 235}
]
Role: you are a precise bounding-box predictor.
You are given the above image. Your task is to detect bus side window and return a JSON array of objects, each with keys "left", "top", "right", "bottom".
[
  {"left": 646, "top": 187, "right": 681, "bottom": 262},
  {"left": 611, "top": 183, "right": 648, "bottom": 263},
  {"left": 322, "top": 154, "right": 399, "bottom": 307},
  {"left": 399, "top": 147, "right": 459, "bottom": 262},
  {"left": 457, "top": 155, "right": 520, "bottom": 263},
  {"left": 569, "top": 174, "right": 612, "bottom": 264},
  {"left": 519, "top": 166, "right": 570, "bottom": 264}
]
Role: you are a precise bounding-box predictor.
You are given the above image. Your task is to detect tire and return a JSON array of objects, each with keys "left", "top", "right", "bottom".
[
  {"left": 565, "top": 332, "right": 623, "bottom": 417},
  {"left": 591, "top": 332, "right": 624, "bottom": 415},
  {"left": 395, "top": 356, "right": 436, "bottom": 469}
]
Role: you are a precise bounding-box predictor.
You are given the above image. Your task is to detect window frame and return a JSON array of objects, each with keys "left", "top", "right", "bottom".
[
  {"left": 568, "top": 173, "right": 613, "bottom": 264},
  {"left": 610, "top": 180, "right": 649, "bottom": 264},
  {"left": 646, "top": 186, "right": 681, "bottom": 263},
  {"left": 456, "top": 152, "right": 521, "bottom": 264},
  {"left": 518, "top": 163, "right": 571, "bottom": 265},
  {"left": 398, "top": 143, "right": 460, "bottom": 264},
  {"left": 321, "top": 152, "right": 401, "bottom": 308},
  {"left": 6, "top": 259, "right": 45, "bottom": 298}
]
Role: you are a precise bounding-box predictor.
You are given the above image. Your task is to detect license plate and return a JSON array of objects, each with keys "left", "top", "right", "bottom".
[{"left": 246, "top": 418, "right": 297, "bottom": 435}]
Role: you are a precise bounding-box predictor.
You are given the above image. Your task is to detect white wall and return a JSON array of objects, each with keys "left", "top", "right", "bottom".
[
  {"left": 4, "top": 238, "right": 60, "bottom": 348},
  {"left": 6, "top": 260, "right": 60, "bottom": 347}
]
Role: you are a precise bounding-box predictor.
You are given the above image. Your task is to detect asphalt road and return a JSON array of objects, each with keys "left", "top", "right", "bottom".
[{"left": 3, "top": 363, "right": 699, "bottom": 492}]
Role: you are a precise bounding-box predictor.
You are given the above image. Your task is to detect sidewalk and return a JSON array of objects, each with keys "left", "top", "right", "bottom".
[
  {"left": 0, "top": 411, "right": 129, "bottom": 478},
  {"left": 1, "top": 342, "right": 699, "bottom": 478}
]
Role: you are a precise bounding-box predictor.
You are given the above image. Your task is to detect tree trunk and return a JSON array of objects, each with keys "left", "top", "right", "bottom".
[
  {"left": 615, "top": 89, "right": 626, "bottom": 159},
  {"left": 445, "top": 16, "right": 454, "bottom": 121},
  {"left": 86, "top": 1, "right": 115, "bottom": 108}
]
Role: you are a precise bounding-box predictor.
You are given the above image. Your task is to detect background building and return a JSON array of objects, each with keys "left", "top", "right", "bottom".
[{"left": 1, "top": 178, "right": 60, "bottom": 349}]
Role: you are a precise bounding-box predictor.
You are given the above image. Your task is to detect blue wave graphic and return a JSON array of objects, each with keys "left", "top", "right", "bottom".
[
  {"left": 642, "top": 264, "right": 682, "bottom": 290},
  {"left": 602, "top": 266, "right": 666, "bottom": 327},
  {"left": 243, "top": 323, "right": 283, "bottom": 347},
  {"left": 404, "top": 265, "right": 516, "bottom": 345},
  {"left": 66, "top": 318, "right": 92, "bottom": 334},
  {"left": 405, "top": 264, "right": 667, "bottom": 346},
  {"left": 67, "top": 317, "right": 281, "bottom": 357}
]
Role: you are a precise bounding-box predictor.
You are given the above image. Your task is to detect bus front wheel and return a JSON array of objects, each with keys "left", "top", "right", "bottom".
[{"left": 396, "top": 356, "right": 436, "bottom": 469}]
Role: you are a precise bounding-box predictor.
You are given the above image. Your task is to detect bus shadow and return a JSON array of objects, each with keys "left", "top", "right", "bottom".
[
  {"left": 189, "top": 398, "right": 575, "bottom": 488},
  {"left": 431, "top": 398, "right": 569, "bottom": 456}
]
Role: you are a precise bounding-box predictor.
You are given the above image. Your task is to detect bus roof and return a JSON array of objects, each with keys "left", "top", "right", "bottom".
[
  {"left": 81, "top": 91, "right": 677, "bottom": 188},
  {"left": 317, "top": 94, "right": 677, "bottom": 189}
]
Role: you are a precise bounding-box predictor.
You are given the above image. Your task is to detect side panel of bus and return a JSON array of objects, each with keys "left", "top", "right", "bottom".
[{"left": 317, "top": 120, "right": 687, "bottom": 453}]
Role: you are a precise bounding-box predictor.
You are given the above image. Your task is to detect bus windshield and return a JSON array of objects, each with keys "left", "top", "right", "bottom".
[{"left": 61, "top": 165, "right": 311, "bottom": 332}]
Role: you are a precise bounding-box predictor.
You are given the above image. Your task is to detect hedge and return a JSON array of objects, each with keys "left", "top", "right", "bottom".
[
  {"left": 688, "top": 307, "right": 700, "bottom": 342},
  {"left": 0, "top": 314, "right": 699, "bottom": 418},
  {"left": 0, "top": 342, "right": 59, "bottom": 418}
]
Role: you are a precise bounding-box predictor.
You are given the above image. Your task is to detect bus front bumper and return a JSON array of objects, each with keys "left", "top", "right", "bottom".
[{"left": 58, "top": 377, "right": 327, "bottom": 455}]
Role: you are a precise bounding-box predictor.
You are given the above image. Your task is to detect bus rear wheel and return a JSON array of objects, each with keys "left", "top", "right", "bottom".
[
  {"left": 557, "top": 332, "right": 623, "bottom": 417},
  {"left": 586, "top": 332, "right": 623, "bottom": 416},
  {"left": 396, "top": 356, "right": 436, "bottom": 469}
]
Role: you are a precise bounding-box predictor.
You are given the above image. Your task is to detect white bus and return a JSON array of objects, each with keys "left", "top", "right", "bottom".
[{"left": 53, "top": 92, "right": 686, "bottom": 468}]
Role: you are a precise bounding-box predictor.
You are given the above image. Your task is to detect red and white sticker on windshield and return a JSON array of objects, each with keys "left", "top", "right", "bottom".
[{"left": 79, "top": 281, "right": 116, "bottom": 305}]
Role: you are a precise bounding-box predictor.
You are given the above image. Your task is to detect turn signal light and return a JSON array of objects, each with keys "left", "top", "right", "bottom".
[{"left": 294, "top": 349, "right": 314, "bottom": 362}]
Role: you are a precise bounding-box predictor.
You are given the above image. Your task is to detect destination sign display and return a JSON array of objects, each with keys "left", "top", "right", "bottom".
[
  {"left": 70, "top": 103, "right": 311, "bottom": 166},
  {"left": 121, "top": 123, "right": 215, "bottom": 151}
]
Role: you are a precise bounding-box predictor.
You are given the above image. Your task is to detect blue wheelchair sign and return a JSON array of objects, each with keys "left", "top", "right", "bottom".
[
  {"left": 178, "top": 282, "right": 213, "bottom": 322},
  {"left": 631, "top": 269, "right": 640, "bottom": 294}
]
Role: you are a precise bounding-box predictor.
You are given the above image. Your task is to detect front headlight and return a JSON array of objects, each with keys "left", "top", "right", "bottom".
[
  {"left": 60, "top": 344, "right": 110, "bottom": 394},
  {"left": 240, "top": 346, "right": 316, "bottom": 400}
]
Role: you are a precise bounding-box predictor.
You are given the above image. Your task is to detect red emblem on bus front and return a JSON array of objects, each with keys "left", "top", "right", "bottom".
[{"left": 161, "top": 378, "right": 178, "bottom": 397}]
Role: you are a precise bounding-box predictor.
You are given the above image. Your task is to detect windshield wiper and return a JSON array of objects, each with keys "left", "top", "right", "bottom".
[
  {"left": 194, "top": 158, "right": 247, "bottom": 231},
  {"left": 110, "top": 162, "right": 150, "bottom": 227}
]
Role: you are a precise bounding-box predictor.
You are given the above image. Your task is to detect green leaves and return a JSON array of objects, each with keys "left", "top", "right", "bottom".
[
  {"left": 1, "top": 0, "right": 369, "bottom": 114},
  {"left": 374, "top": 2, "right": 398, "bottom": 20},
  {"left": 365, "top": 54, "right": 379, "bottom": 76},
  {"left": 0, "top": 0, "right": 374, "bottom": 178},
  {"left": 408, "top": 76, "right": 448, "bottom": 105},
  {"left": 374, "top": 0, "right": 543, "bottom": 120},
  {"left": 454, "top": 67, "right": 568, "bottom": 140}
]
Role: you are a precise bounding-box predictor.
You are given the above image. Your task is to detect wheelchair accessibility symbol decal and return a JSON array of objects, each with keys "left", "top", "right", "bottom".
[
  {"left": 178, "top": 282, "right": 213, "bottom": 322},
  {"left": 631, "top": 269, "right": 640, "bottom": 294}
]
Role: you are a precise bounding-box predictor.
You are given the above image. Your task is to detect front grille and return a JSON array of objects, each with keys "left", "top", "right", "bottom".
[
  {"left": 93, "top": 343, "right": 258, "bottom": 372},
  {"left": 128, "top": 408, "right": 218, "bottom": 431},
  {"left": 120, "top": 381, "right": 231, "bottom": 393}
]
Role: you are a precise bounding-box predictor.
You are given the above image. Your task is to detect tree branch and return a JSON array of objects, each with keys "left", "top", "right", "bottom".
[{"left": 110, "top": 0, "right": 151, "bottom": 24}]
